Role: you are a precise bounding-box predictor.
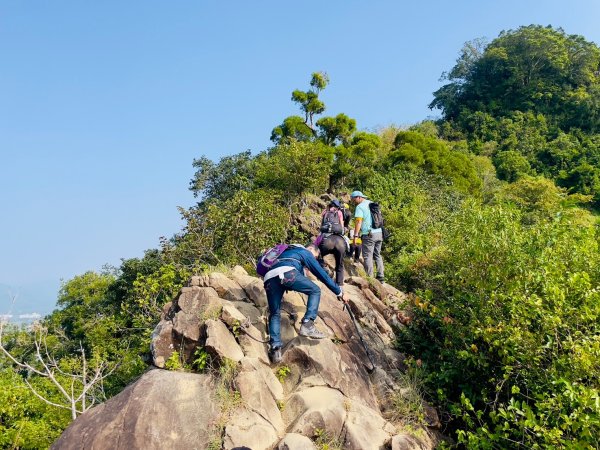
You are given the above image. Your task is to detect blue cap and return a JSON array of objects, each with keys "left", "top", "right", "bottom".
[
  {"left": 330, "top": 199, "right": 341, "bottom": 208},
  {"left": 350, "top": 190, "right": 367, "bottom": 198}
]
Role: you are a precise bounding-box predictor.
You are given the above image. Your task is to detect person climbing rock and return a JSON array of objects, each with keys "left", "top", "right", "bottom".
[
  {"left": 316, "top": 199, "right": 348, "bottom": 286},
  {"left": 315, "top": 233, "right": 347, "bottom": 286},
  {"left": 351, "top": 190, "right": 385, "bottom": 282},
  {"left": 261, "top": 243, "right": 348, "bottom": 364}
]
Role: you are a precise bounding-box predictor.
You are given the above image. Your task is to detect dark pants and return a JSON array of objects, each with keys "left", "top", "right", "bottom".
[
  {"left": 264, "top": 269, "right": 321, "bottom": 349},
  {"left": 362, "top": 232, "right": 384, "bottom": 278},
  {"left": 318, "top": 234, "right": 346, "bottom": 286},
  {"left": 349, "top": 243, "right": 362, "bottom": 261}
]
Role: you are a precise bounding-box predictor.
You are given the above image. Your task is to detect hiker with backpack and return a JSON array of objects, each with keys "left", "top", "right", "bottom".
[
  {"left": 256, "top": 243, "right": 349, "bottom": 364},
  {"left": 320, "top": 199, "right": 345, "bottom": 235},
  {"left": 316, "top": 199, "right": 349, "bottom": 286},
  {"left": 350, "top": 190, "right": 385, "bottom": 282}
]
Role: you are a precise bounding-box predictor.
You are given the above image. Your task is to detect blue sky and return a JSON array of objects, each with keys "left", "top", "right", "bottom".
[{"left": 2, "top": 1, "right": 599, "bottom": 314}]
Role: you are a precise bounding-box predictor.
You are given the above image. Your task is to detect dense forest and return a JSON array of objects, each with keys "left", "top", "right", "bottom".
[{"left": 1, "top": 25, "right": 599, "bottom": 449}]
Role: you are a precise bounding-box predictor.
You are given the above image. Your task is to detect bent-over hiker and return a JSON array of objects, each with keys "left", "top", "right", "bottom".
[{"left": 261, "top": 244, "right": 348, "bottom": 364}]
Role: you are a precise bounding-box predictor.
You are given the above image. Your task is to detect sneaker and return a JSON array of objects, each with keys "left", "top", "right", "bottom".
[
  {"left": 298, "top": 320, "right": 326, "bottom": 339},
  {"left": 269, "top": 347, "right": 282, "bottom": 364},
  {"left": 376, "top": 275, "right": 385, "bottom": 283}
]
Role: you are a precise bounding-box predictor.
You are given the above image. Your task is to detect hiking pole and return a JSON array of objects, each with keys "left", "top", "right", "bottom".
[{"left": 343, "top": 303, "right": 376, "bottom": 372}]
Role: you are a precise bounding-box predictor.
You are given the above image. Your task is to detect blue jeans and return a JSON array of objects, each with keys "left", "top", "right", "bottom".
[{"left": 264, "top": 269, "right": 321, "bottom": 349}]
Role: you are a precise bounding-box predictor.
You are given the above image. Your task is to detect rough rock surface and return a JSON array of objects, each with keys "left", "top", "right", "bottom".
[
  {"left": 55, "top": 266, "right": 443, "bottom": 450},
  {"left": 51, "top": 370, "right": 219, "bottom": 450},
  {"left": 278, "top": 433, "right": 317, "bottom": 450}
]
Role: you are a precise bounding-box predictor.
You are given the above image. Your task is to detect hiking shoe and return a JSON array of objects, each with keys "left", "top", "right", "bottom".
[
  {"left": 298, "top": 320, "right": 326, "bottom": 339},
  {"left": 269, "top": 347, "right": 282, "bottom": 364},
  {"left": 376, "top": 275, "right": 385, "bottom": 283}
]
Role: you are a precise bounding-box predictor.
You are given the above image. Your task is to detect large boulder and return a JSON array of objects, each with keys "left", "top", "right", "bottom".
[
  {"left": 283, "top": 338, "right": 378, "bottom": 410},
  {"left": 205, "top": 319, "right": 244, "bottom": 362},
  {"left": 229, "top": 267, "right": 268, "bottom": 307},
  {"left": 208, "top": 272, "right": 248, "bottom": 302},
  {"left": 278, "top": 433, "right": 317, "bottom": 450},
  {"left": 236, "top": 357, "right": 284, "bottom": 432},
  {"left": 284, "top": 386, "right": 347, "bottom": 438},
  {"left": 51, "top": 370, "right": 219, "bottom": 450},
  {"left": 223, "top": 408, "right": 279, "bottom": 450}
]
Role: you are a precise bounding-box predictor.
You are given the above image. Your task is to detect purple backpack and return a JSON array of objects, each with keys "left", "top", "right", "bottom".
[{"left": 256, "top": 244, "right": 289, "bottom": 277}]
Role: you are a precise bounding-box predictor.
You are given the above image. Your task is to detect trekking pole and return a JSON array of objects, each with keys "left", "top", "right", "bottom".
[{"left": 343, "top": 303, "right": 376, "bottom": 372}]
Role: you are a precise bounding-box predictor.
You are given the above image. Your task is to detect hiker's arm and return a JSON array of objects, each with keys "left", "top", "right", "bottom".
[
  {"left": 304, "top": 253, "right": 342, "bottom": 296},
  {"left": 353, "top": 218, "right": 362, "bottom": 242}
]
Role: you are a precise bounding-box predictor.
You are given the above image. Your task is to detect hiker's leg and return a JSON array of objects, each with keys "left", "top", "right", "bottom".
[
  {"left": 373, "top": 233, "right": 384, "bottom": 279},
  {"left": 265, "top": 277, "right": 285, "bottom": 349},
  {"left": 333, "top": 237, "right": 346, "bottom": 285},
  {"left": 362, "top": 234, "right": 375, "bottom": 277},
  {"left": 355, "top": 243, "right": 362, "bottom": 261},
  {"left": 318, "top": 238, "right": 332, "bottom": 268},
  {"left": 283, "top": 270, "right": 321, "bottom": 322}
]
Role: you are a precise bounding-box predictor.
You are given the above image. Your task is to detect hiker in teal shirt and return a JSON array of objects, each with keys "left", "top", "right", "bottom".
[{"left": 351, "top": 190, "right": 384, "bottom": 282}]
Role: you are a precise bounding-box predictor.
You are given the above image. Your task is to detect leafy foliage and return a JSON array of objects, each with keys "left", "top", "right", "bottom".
[
  {"left": 387, "top": 131, "right": 482, "bottom": 194},
  {"left": 432, "top": 26, "right": 600, "bottom": 203},
  {"left": 0, "top": 368, "right": 70, "bottom": 449},
  {"left": 255, "top": 141, "right": 333, "bottom": 200},
  {"left": 396, "top": 201, "right": 600, "bottom": 448},
  {"left": 178, "top": 188, "right": 290, "bottom": 269},
  {"left": 432, "top": 25, "right": 600, "bottom": 132},
  {"left": 189, "top": 150, "right": 255, "bottom": 202}
]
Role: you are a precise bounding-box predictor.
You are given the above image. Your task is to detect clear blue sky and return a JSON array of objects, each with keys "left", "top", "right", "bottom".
[{"left": 2, "top": 0, "right": 599, "bottom": 314}]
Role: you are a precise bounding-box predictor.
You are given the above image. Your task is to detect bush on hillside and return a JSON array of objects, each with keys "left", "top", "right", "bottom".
[
  {"left": 397, "top": 201, "right": 600, "bottom": 448},
  {"left": 387, "top": 131, "right": 482, "bottom": 195}
]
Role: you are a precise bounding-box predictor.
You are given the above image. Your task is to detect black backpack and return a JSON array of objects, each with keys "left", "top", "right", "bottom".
[
  {"left": 320, "top": 209, "right": 344, "bottom": 235},
  {"left": 340, "top": 206, "right": 352, "bottom": 227},
  {"left": 368, "top": 202, "right": 384, "bottom": 229}
]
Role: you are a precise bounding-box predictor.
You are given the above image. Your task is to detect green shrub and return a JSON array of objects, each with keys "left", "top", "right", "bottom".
[
  {"left": 164, "top": 351, "right": 183, "bottom": 371},
  {"left": 397, "top": 200, "right": 600, "bottom": 448}
]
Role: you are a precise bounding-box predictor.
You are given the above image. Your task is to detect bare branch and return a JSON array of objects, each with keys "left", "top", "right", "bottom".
[
  {"left": 24, "top": 378, "right": 79, "bottom": 415},
  {"left": 0, "top": 322, "right": 117, "bottom": 419}
]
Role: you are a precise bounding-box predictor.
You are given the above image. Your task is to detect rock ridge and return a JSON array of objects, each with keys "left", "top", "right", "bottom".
[{"left": 53, "top": 265, "right": 443, "bottom": 450}]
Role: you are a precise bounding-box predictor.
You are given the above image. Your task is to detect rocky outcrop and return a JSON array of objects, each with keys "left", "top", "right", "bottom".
[
  {"left": 51, "top": 370, "right": 219, "bottom": 450},
  {"left": 54, "top": 266, "right": 443, "bottom": 450}
]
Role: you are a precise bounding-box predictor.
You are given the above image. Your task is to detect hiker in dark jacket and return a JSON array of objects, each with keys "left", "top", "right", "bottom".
[
  {"left": 316, "top": 199, "right": 348, "bottom": 286},
  {"left": 315, "top": 234, "right": 347, "bottom": 286},
  {"left": 263, "top": 244, "right": 348, "bottom": 363}
]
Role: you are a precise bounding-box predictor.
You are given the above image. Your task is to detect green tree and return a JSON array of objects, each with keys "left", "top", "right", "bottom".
[
  {"left": 316, "top": 113, "right": 356, "bottom": 146},
  {"left": 271, "top": 72, "right": 330, "bottom": 143},
  {"left": 493, "top": 150, "right": 532, "bottom": 182},
  {"left": 387, "top": 131, "right": 482, "bottom": 194},
  {"left": 180, "top": 189, "right": 289, "bottom": 268},
  {"left": 270, "top": 115, "right": 314, "bottom": 144},
  {"left": 255, "top": 141, "right": 333, "bottom": 201},
  {"left": 0, "top": 367, "right": 71, "bottom": 449},
  {"left": 189, "top": 151, "right": 256, "bottom": 202},
  {"left": 330, "top": 132, "right": 383, "bottom": 190},
  {"left": 292, "top": 71, "right": 329, "bottom": 130},
  {"left": 431, "top": 25, "right": 600, "bottom": 132}
]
